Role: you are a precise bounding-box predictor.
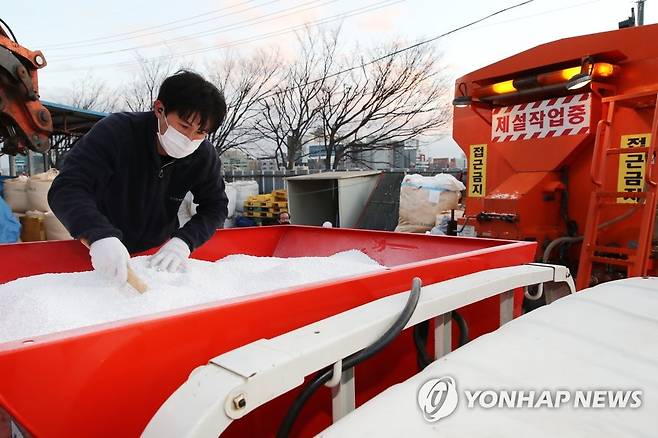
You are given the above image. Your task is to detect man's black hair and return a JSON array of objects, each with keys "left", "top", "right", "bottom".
[{"left": 157, "top": 70, "right": 227, "bottom": 133}]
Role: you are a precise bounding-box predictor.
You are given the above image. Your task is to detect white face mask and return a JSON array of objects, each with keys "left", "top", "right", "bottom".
[{"left": 156, "top": 111, "right": 204, "bottom": 159}]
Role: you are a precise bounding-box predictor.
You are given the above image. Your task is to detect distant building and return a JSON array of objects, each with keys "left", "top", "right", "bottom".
[
  {"left": 301, "top": 142, "right": 346, "bottom": 170},
  {"left": 349, "top": 139, "right": 419, "bottom": 170},
  {"left": 221, "top": 149, "right": 251, "bottom": 171},
  {"left": 415, "top": 153, "right": 430, "bottom": 171},
  {"left": 353, "top": 148, "right": 390, "bottom": 170},
  {"left": 455, "top": 154, "right": 467, "bottom": 168},
  {"left": 298, "top": 132, "right": 327, "bottom": 167},
  {"left": 299, "top": 135, "right": 419, "bottom": 170},
  {"left": 391, "top": 140, "right": 418, "bottom": 169},
  {"left": 431, "top": 158, "right": 451, "bottom": 169},
  {"left": 258, "top": 157, "right": 279, "bottom": 172}
]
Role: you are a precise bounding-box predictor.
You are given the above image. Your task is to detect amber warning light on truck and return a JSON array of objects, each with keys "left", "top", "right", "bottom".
[{"left": 472, "top": 63, "right": 618, "bottom": 99}]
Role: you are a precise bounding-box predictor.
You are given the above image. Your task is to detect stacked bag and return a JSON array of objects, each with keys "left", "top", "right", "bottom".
[
  {"left": 223, "top": 182, "right": 238, "bottom": 228},
  {"left": 233, "top": 180, "right": 259, "bottom": 215},
  {"left": 177, "top": 180, "right": 239, "bottom": 229},
  {"left": 394, "top": 173, "right": 466, "bottom": 234},
  {"left": 5, "top": 173, "right": 261, "bottom": 241},
  {"left": 2, "top": 175, "right": 30, "bottom": 242},
  {"left": 3, "top": 175, "right": 29, "bottom": 214},
  {"left": 232, "top": 180, "right": 260, "bottom": 227},
  {"left": 2, "top": 170, "right": 73, "bottom": 242}
]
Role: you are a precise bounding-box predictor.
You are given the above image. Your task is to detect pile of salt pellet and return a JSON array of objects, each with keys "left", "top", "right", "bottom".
[{"left": 0, "top": 250, "right": 386, "bottom": 343}]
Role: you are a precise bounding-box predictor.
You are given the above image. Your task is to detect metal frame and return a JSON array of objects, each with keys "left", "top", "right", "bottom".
[{"left": 143, "top": 263, "right": 574, "bottom": 438}]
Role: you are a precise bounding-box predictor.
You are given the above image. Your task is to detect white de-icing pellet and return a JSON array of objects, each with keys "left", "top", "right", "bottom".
[{"left": 0, "top": 250, "right": 386, "bottom": 344}]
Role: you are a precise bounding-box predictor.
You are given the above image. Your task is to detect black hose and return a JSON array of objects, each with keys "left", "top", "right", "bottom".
[
  {"left": 413, "top": 319, "right": 433, "bottom": 370},
  {"left": 413, "top": 310, "right": 469, "bottom": 371},
  {"left": 458, "top": 216, "right": 472, "bottom": 233},
  {"left": 452, "top": 310, "right": 469, "bottom": 346},
  {"left": 557, "top": 167, "right": 580, "bottom": 237},
  {"left": 0, "top": 19, "right": 18, "bottom": 43},
  {"left": 277, "top": 277, "right": 423, "bottom": 438}
]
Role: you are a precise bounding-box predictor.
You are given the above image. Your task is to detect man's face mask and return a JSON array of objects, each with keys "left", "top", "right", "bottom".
[{"left": 157, "top": 108, "right": 204, "bottom": 159}]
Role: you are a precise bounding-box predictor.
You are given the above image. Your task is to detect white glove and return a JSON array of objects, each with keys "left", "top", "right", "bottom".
[
  {"left": 149, "top": 237, "right": 191, "bottom": 273},
  {"left": 89, "top": 237, "right": 130, "bottom": 285}
]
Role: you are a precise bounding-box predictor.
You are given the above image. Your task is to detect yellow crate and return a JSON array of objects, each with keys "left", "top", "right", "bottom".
[
  {"left": 244, "top": 195, "right": 273, "bottom": 209},
  {"left": 272, "top": 193, "right": 287, "bottom": 203},
  {"left": 243, "top": 211, "right": 277, "bottom": 218},
  {"left": 245, "top": 194, "right": 271, "bottom": 201},
  {"left": 245, "top": 200, "right": 288, "bottom": 208},
  {"left": 245, "top": 206, "right": 288, "bottom": 213}
]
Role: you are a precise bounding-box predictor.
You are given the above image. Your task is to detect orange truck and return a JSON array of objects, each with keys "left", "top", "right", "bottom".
[{"left": 452, "top": 23, "right": 658, "bottom": 290}]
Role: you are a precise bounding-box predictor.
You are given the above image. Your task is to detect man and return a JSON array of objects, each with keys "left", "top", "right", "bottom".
[
  {"left": 49, "top": 70, "right": 228, "bottom": 285},
  {"left": 277, "top": 212, "right": 291, "bottom": 225}
]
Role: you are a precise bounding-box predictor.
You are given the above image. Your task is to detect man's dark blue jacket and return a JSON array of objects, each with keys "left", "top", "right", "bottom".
[{"left": 48, "top": 111, "right": 228, "bottom": 254}]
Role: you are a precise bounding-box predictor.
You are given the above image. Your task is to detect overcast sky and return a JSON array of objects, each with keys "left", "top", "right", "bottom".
[{"left": 3, "top": 0, "right": 654, "bottom": 158}]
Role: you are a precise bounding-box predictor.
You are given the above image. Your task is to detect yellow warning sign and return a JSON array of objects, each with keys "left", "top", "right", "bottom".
[
  {"left": 616, "top": 134, "right": 650, "bottom": 203},
  {"left": 469, "top": 144, "right": 487, "bottom": 198}
]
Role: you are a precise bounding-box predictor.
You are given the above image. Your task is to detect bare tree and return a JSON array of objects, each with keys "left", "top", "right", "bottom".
[
  {"left": 67, "top": 74, "right": 118, "bottom": 112},
  {"left": 318, "top": 42, "right": 451, "bottom": 170},
  {"left": 255, "top": 27, "right": 340, "bottom": 170},
  {"left": 123, "top": 53, "right": 186, "bottom": 112},
  {"left": 205, "top": 50, "right": 279, "bottom": 156}
]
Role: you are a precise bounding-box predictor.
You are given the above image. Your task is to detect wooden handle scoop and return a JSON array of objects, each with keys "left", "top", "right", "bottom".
[{"left": 81, "top": 239, "right": 148, "bottom": 294}]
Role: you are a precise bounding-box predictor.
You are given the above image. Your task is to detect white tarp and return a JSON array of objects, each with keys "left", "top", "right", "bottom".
[{"left": 322, "top": 277, "right": 658, "bottom": 437}]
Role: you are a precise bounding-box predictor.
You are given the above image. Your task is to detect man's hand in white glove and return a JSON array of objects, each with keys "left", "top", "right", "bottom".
[
  {"left": 149, "top": 237, "right": 191, "bottom": 273},
  {"left": 89, "top": 237, "right": 130, "bottom": 285}
]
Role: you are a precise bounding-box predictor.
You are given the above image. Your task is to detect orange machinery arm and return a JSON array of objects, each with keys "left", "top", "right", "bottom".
[{"left": 0, "top": 20, "right": 52, "bottom": 155}]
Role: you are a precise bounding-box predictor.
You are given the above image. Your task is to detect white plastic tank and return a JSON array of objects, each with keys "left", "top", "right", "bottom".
[{"left": 233, "top": 181, "right": 259, "bottom": 213}]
